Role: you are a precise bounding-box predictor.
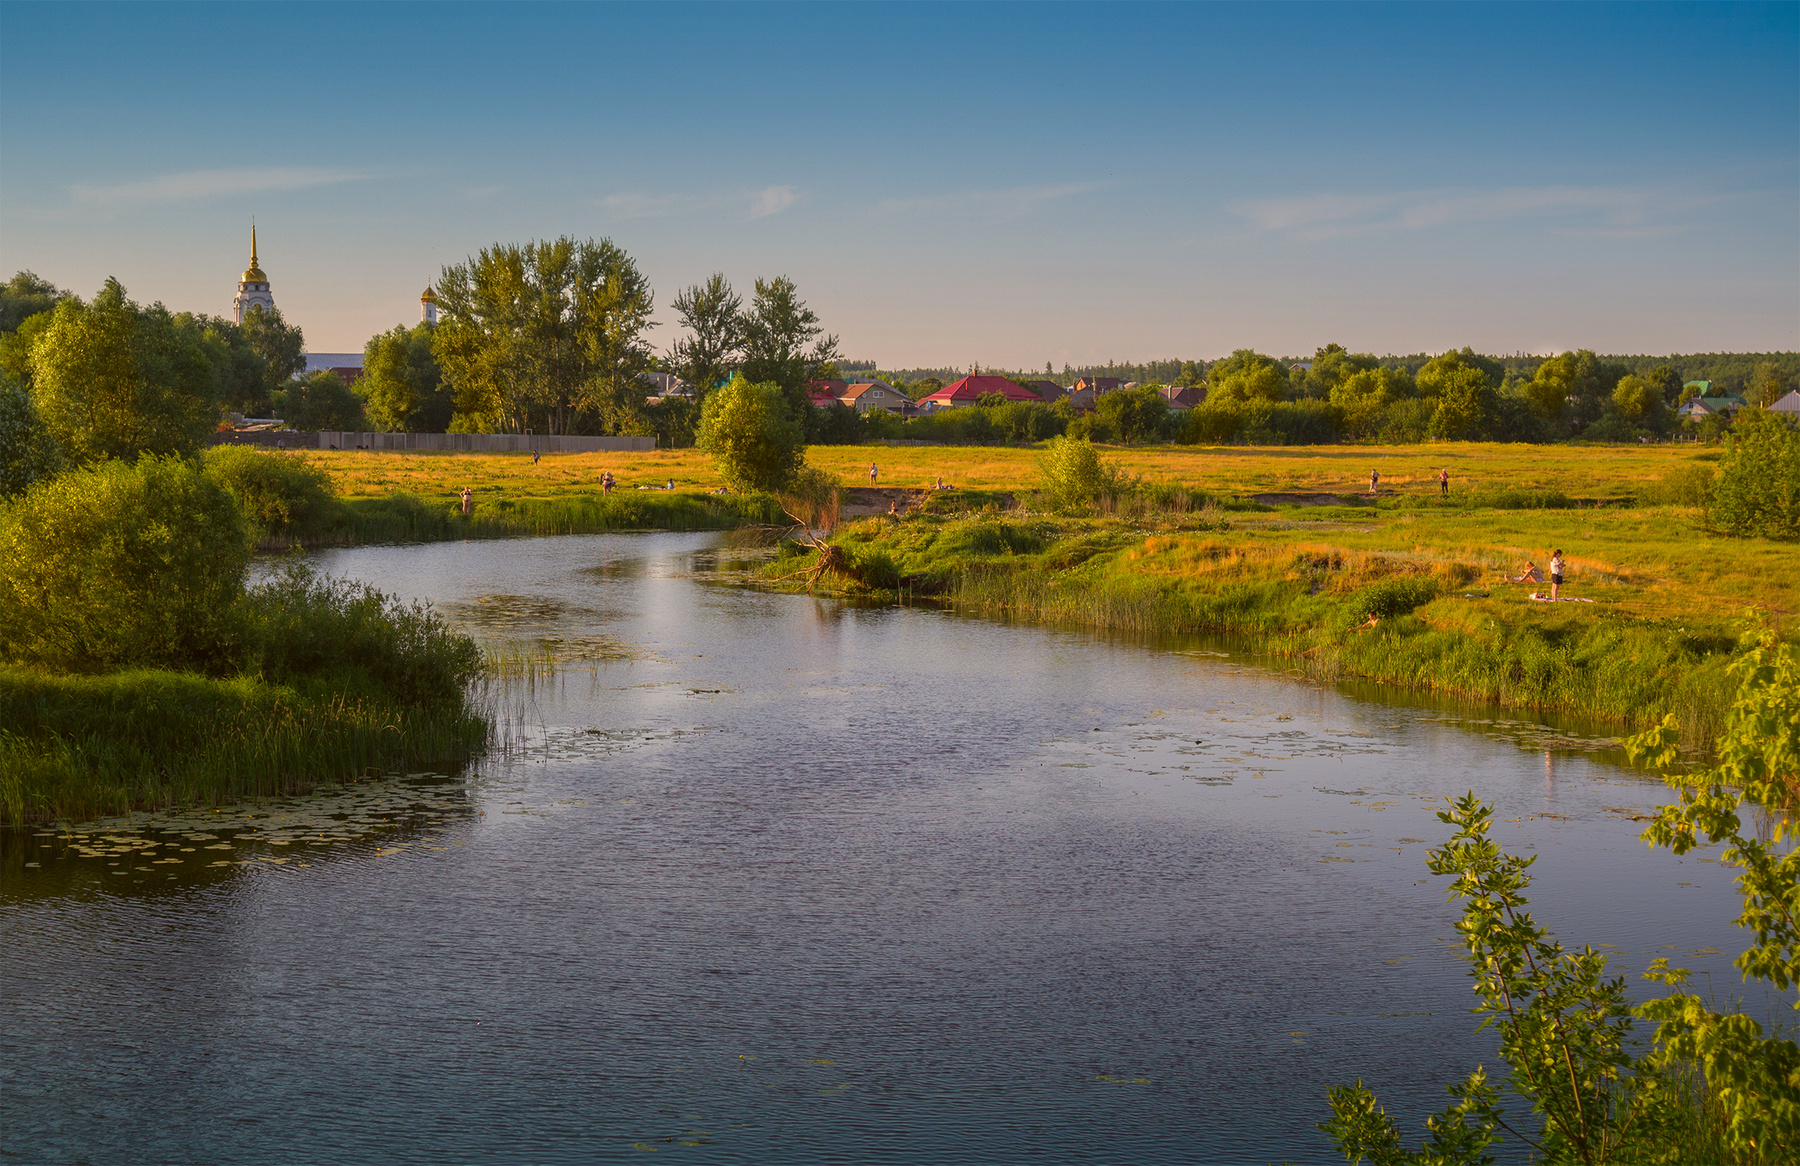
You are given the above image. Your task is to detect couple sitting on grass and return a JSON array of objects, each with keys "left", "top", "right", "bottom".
[{"left": 1510, "top": 551, "right": 1587, "bottom": 602}]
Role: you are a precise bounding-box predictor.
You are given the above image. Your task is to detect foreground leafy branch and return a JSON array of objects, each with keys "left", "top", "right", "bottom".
[{"left": 1322, "top": 630, "right": 1799, "bottom": 1164}]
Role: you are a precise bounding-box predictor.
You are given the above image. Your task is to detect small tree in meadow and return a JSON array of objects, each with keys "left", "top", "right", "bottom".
[
  {"left": 695, "top": 374, "right": 805, "bottom": 493},
  {"left": 1035, "top": 435, "right": 1125, "bottom": 512},
  {"left": 1709, "top": 409, "right": 1800, "bottom": 541}
]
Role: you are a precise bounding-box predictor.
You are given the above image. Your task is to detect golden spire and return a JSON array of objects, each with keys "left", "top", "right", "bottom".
[{"left": 241, "top": 223, "right": 268, "bottom": 284}]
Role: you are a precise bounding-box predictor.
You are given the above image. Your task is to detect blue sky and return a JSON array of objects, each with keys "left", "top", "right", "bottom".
[{"left": 3, "top": 2, "right": 1795, "bottom": 365}]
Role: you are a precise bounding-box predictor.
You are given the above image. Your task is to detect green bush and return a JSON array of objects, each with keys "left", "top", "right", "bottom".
[
  {"left": 1709, "top": 409, "right": 1800, "bottom": 540},
  {"left": 202, "top": 444, "right": 338, "bottom": 534},
  {"left": 1036, "top": 435, "right": 1125, "bottom": 511},
  {"left": 696, "top": 374, "right": 806, "bottom": 492},
  {"left": 238, "top": 561, "right": 482, "bottom": 706},
  {"left": 1342, "top": 576, "right": 1439, "bottom": 625},
  {"left": 0, "top": 455, "right": 248, "bottom": 671},
  {"left": 845, "top": 544, "right": 900, "bottom": 589}
]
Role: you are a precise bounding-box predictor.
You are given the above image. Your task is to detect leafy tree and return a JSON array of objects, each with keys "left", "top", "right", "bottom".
[
  {"left": 1204, "top": 349, "right": 1289, "bottom": 404},
  {"left": 1751, "top": 361, "right": 1794, "bottom": 408},
  {"left": 0, "top": 270, "right": 68, "bottom": 333},
  {"left": 1709, "top": 409, "right": 1800, "bottom": 540},
  {"left": 239, "top": 304, "right": 306, "bottom": 386},
  {"left": 695, "top": 374, "right": 804, "bottom": 492},
  {"left": 361, "top": 322, "right": 449, "bottom": 432},
  {"left": 738, "top": 275, "right": 840, "bottom": 421},
  {"left": 434, "top": 237, "right": 656, "bottom": 435},
  {"left": 1303, "top": 344, "right": 1380, "bottom": 400},
  {"left": 1645, "top": 364, "right": 1684, "bottom": 405},
  {"left": 278, "top": 370, "right": 367, "bottom": 432},
  {"left": 29, "top": 278, "right": 220, "bottom": 461},
  {"left": 0, "top": 374, "right": 64, "bottom": 496},
  {"left": 0, "top": 308, "right": 57, "bottom": 387},
  {"left": 1609, "top": 374, "right": 1669, "bottom": 435},
  {"left": 1095, "top": 384, "right": 1171, "bottom": 444},
  {"left": 1331, "top": 367, "right": 1414, "bottom": 439},
  {"left": 1528, "top": 350, "right": 1627, "bottom": 431},
  {"left": 0, "top": 454, "right": 248, "bottom": 672},
  {"left": 177, "top": 310, "right": 303, "bottom": 416},
  {"left": 1419, "top": 350, "right": 1501, "bottom": 440},
  {"left": 670, "top": 271, "right": 743, "bottom": 404}
]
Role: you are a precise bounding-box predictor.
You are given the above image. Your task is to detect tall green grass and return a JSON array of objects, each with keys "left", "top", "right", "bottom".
[
  {"left": 307, "top": 490, "right": 782, "bottom": 547},
  {"left": 0, "top": 668, "right": 488, "bottom": 827}
]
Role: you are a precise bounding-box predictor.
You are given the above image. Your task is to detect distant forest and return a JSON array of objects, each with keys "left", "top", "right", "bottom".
[{"left": 875, "top": 352, "right": 1800, "bottom": 396}]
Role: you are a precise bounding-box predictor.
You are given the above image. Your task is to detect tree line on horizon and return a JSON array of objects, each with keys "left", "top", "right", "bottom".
[{"left": 2, "top": 241, "right": 1797, "bottom": 465}]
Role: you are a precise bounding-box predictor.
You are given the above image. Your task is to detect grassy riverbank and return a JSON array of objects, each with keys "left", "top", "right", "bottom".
[{"left": 770, "top": 490, "right": 1796, "bottom": 742}]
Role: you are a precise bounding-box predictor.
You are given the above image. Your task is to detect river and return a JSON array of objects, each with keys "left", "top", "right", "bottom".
[{"left": 0, "top": 532, "right": 1762, "bottom": 1163}]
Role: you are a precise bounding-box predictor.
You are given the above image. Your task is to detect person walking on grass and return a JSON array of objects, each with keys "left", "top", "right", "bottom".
[
  {"left": 1439, "top": 467, "right": 1449, "bottom": 496},
  {"left": 459, "top": 487, "right": 473, "bottom": 517},
  {"left": 1550, "top": 549, "right": 1565, "bottom": 600}
]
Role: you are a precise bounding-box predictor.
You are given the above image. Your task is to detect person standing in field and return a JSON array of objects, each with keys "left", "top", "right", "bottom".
[
  {"left": 532, "top": 449, "right": 541, "bottom": 466},
  {"left": 602, "top": 471, "right": 614, "bottom": 495},
  {"left": 869, "top": 462, "right": 879, "bottom": 487},
  {"left": 1550, "top": 549, "right": 1565, "bottom": 600},
  {"left": 459, "top": 487, "right": 472, "bottom": 516},
  {"left": 1439, "top": 467, "right": 1449, "bottom": 496},
  {"left": 1369, "top": 468, "right": 1380, "bottom": 495}
]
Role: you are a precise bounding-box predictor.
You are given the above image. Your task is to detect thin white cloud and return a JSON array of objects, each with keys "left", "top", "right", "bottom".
[
  {"left": 748, "top": 185, "right": 798, "bottom": 219},
  {"left": 1230, "top": 184, "right": 1721, "bottom": 241},
  {"left": 601, "top": 185, "right": 801, "bottom": 221},
  {"left": 876, "top": 181, "right": 1107, "bottom": 218},
  {"left": 72, "top": 166, "right": 361, "bottom": 204}
]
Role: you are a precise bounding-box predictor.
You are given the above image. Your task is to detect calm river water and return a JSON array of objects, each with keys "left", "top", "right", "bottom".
[{"left": 1, "top": 532, "right": 1764, "bottom": 1164}]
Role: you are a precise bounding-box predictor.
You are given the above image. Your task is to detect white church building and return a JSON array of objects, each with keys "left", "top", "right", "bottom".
[{"left": 237, "top": 227, "right": 439, "bottom": 378}]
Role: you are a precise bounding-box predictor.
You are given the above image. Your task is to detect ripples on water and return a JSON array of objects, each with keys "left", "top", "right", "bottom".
[{"left": 0, "top": 533, "right": 1764, "bottom": 1164}]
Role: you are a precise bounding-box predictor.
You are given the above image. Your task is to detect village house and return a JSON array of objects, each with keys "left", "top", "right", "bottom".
[
  {"left": 839, "top": 381, "right": 912, "bottom": 414},
  {"left": 1770, "top": 389, "right": 1800, "bottom": 416},
  {"left": 1024, "top": 379, "right": 1066, "bottom": 402},
  {"left": 1677, "top": 394, "right": 1749, "bottom": 421},
  {"left": 915, "top": 374, "right": 1045, "bottom": 411},
  {"left": 1160, "top": 385, "right": 1206, "bottom": 409},
  {"left": 1073, "top": 376, "right": 1123, "bottom": 394},
  {"left": 807, "top": 379, "right": 850, "bottom": 407}
]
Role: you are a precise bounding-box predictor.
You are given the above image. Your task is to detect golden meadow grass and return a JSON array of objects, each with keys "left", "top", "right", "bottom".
[{"left": 313, "top": 440, "right": 1720, "bottom": 501}]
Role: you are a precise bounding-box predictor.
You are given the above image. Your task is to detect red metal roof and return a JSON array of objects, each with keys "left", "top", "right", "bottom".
[{"left": 918, "top": 375, "right": 1044, "bottom": 404}]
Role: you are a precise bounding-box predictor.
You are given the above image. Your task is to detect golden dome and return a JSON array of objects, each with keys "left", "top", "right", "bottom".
[
  {"left": 241, "top": 226, "right": 267, "bottom": 283},
  {"left": 421, "top": 285, "right": 438, "bottom": 302}
]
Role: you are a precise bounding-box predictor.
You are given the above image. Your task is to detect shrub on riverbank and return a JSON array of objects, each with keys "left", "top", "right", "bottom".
[
  {"left": 0, "top": 455, "right": 248, "bottom": 671},
  {"left": 0, "top": 560, "right": 490, "bottom": 827},
  {"left": 202, "top": 445, "right": 337, "bottom": 536}
]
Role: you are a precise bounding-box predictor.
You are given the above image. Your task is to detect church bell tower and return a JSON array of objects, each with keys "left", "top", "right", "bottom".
[
  {"left": 421, "top": 284, "right": 438, "bottom": 326},
  {"left": 233, "top": 226, "right": 275, "bottom": 324}
]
